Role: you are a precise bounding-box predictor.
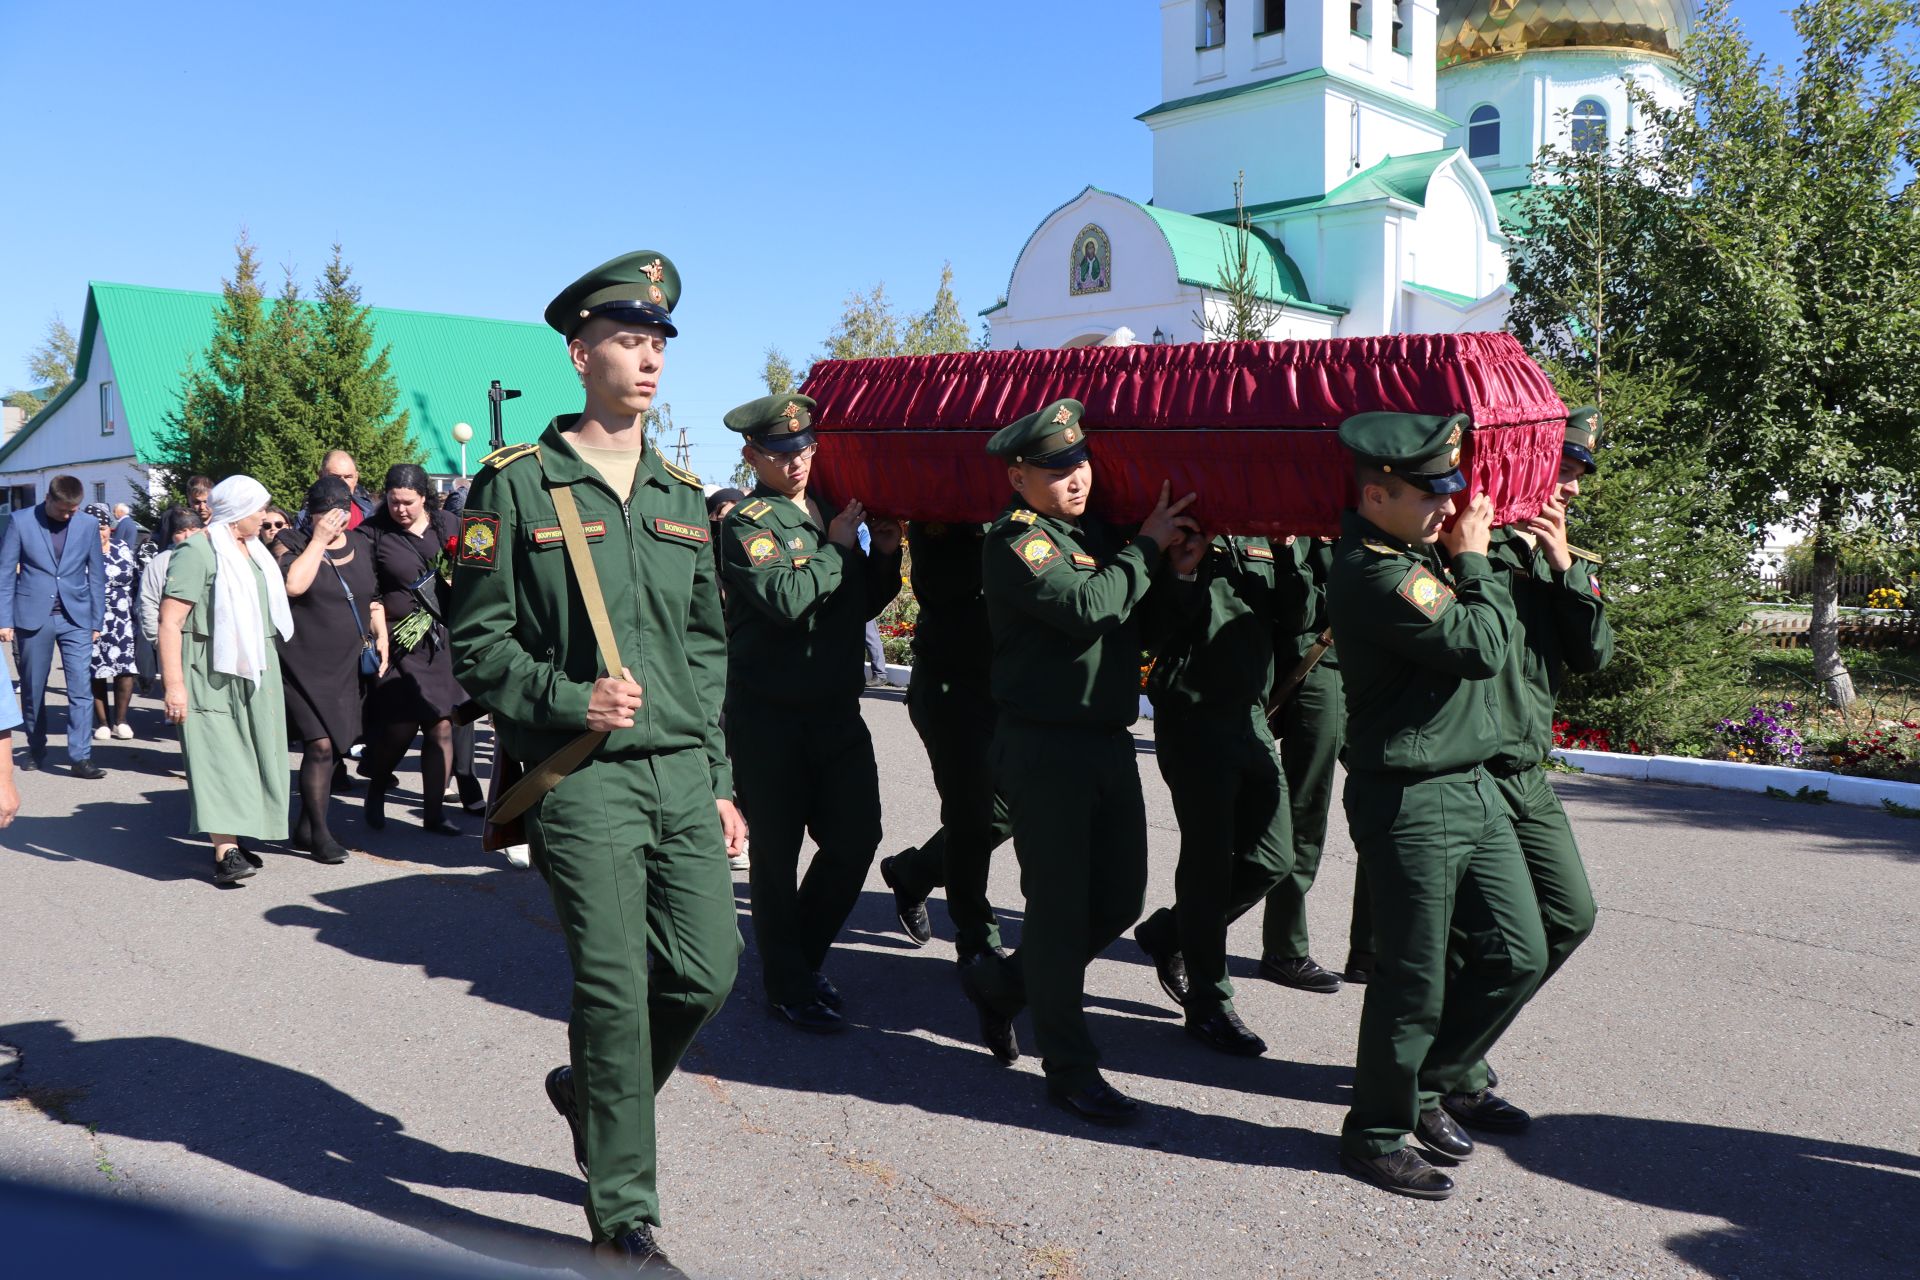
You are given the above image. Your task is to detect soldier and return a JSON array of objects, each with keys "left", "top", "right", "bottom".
[
  {"left": 449, "top": 251, "right": 743, "bottom": 1275},
  {"left": 877, "top": 519, "right": 1010, "bottom": 966},
  {"left": 719, "top": 392, "right": 903, "bottom": 1033},
  {"left": 1131, "top": 529, "right": 1301, "bottom": 1056},
  {"left": 1443, "top": 406, "right": 1612, "bottom": 1119},
  {"left": 1329, "top": 411, "right": 1546, "bottom": 1201},
  {"left": 1257, "top": 534, "right": 1351, "bottom": 995},
  {"left": 956, "top": 399, "right": 1200, "bottom": 1125}
]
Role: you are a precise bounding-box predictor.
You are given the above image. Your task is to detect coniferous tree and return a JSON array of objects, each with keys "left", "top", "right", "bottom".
[
  {"left": 4, "top": 317, "right": 79, "bottom": 418},
  {"left": 902, "top": 264, "right": 971, "bottom": 355},
  {"left": 304, "top": 244, "right": 419, "bottom": 489}
]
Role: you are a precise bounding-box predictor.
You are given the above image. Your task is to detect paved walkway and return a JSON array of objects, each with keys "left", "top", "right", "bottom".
[{"left": 2, "top": 686, "right": 1916, "bottom": 1278}]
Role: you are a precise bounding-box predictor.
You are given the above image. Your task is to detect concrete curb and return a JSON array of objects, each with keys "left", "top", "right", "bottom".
[{"left": 1551, "top": 747, "right": 1920, "bottom": 811}]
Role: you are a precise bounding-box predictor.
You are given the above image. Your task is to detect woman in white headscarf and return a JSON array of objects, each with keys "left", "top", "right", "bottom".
[{"left": 158, "top": 475, "right": 296, "bottom": 886}]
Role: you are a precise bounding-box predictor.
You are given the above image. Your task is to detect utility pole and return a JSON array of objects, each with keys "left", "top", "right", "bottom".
[{"left": 673, "top": 425, "right": 691, "bottom": 471}]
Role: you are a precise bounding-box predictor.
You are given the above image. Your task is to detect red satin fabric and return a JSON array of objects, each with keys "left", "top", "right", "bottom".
[{"left": 801, "top": 333, "right": 1565, "bottom": 536}]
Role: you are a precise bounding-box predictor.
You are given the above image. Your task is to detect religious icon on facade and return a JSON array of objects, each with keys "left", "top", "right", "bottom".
[{"left": 1069, "top": 224, "right": 1111, "bottom": 296}]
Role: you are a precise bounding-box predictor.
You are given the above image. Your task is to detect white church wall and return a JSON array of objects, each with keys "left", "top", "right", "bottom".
[
  {"left": 1404, "top": 164, "right": 1492, "bottom": 299},
  {"left": 990, "top": 193, "right": 1209, "bottom": 350},
  {"left": 1151, "top": 90, "right": 1337, "bottom": 212},
  {"left": 0, "top": 316, "right": 148, "bottom": 509}
]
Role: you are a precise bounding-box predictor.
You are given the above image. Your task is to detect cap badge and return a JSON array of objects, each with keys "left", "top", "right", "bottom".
[
  {"left": 1052, "top": 406, "right": 1074, "bottom": 426},
  {"left": 1446, "top": 423, "right": 1463, "bottom": 447},
  {"left": 1449, "top": 448, "right": 1461, "bottom": 467},
  {"left": 1064, "top": 426, "right": 1079, "bottom": 443},
  {"left": 648, "top": 284, "right": 665, "bottom": 304},
  {"left": 642, "top": 259, "right": 666, "bottom": 283}
]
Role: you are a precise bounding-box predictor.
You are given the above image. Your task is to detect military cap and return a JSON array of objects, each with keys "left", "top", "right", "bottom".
[
  {"left": 985, "top": 398, "right": 1090, "bottom": 469},
  {"left": 1338, "top": 410, "right": 1470, "bottom": 495},
  {"left": 1563, "top": 405, "right": 1601, "bottom": 472},
  {"left": 725, "top": 393, "right": 818, "bottom": 454},
  {"left": 545, "top": 250, "right": 681, "bottom": 339}
]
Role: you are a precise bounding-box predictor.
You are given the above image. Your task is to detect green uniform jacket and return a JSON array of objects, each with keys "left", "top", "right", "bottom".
[
  {"left": 448, "top": 417, "right": 732, "bottom": 798},
  {"left": 1146, "top": 535, "right": 1302, "bottom": 716},
  {"left": 719, "top": 486, "right": 902, "bottom": 707},
  {"left": 1328, "top": 511, "right": 1514, "bottom": 775},
  {"left": 981, "top": 501, "right": 1163, "bottom": 729},
  {"left": 1279, "top": 536, "right": 1341, "bottom": 670},
  {"left": 1484, "top": 528, "right": 1613, "bottom": 769},
  {"left": 906, "top": 521, "right": 992, "bottom": 682}
]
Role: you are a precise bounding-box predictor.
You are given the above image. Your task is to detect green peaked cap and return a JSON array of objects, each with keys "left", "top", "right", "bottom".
[
  {"left": 986, "top": 398, "right": 1090, "bottom": 468},
  {"left": 1563, "top": 405, "right": 1601, "bottom": 472},
  {"left": 1338, "top": 410, "right": 1471, "bottom": 495},
  {"left": 724, "top": 392, "right": 818, "bottom": 454},
  {"left": 545, "top": 250, "right": 681, "bottom": 338}
]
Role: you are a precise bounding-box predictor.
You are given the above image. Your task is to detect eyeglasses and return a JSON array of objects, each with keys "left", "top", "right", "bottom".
[
  {"left": 261, "top": 520, "right": 287, "bottom": 532},
  {"left": 756, "top": 444, "right": 817, "bottom": 464}
]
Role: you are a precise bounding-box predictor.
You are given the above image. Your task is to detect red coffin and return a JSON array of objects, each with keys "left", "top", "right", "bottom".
[{"left": 798, "top": 332, "right": 1567, "bottom": 538}]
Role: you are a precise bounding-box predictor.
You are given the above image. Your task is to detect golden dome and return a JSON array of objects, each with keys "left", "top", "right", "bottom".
[{"left": 1437, "top": 0, "right": 1690, "bottom": 66}]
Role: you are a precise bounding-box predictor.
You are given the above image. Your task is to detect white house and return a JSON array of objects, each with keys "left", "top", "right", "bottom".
[{"left": 985, "top": 0, "right": 1692, "bottom": 349}]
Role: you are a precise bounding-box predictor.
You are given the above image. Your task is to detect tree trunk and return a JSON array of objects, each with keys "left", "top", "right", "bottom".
[{"left": 1809, "top": 520, "right": 1855, "bottom": 708}]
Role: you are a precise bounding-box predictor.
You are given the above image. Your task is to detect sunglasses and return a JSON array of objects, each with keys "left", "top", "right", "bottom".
[{"left": 261, "top": 520, "right": 287, "bottom": 532}]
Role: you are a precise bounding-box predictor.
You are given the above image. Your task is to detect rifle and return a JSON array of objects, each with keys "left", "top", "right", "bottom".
[
  {"left": 1265, "top": 628, "right": 1334, "bottom": 728},
  {"left": 487, "top": 379, "right": 522, "bottom": 453}
]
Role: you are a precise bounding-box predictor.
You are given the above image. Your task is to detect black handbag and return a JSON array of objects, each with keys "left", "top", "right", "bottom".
[{"left": 324, "top": 555, "right": 381, "bottom": 677}]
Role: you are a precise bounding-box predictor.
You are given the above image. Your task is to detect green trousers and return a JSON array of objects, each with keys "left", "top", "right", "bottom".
[
  {"left": 1261, "top": 661, "right": 1345, "bottom": 961},
  {"left": 1138, "top": 707, "right": 1292, "bottom": 1014},
  {"left": 727, "top": 698, "right": 882, "bottom": 1005},
  {"left": 1340, "top": 767, "right": 1547, "bottom": 1158},
  {"left": 1450, "top": 765, "right": 1597, "bottom": 1092},
  {"left": 977, "top": 720, "right": 1147, "bottom": 1090},
  {"left": 888, "top": 669, "right": 1008, "bottom": 958},
  {"left": 525, "top": 749, "right": 742, "bottom": 1238}
]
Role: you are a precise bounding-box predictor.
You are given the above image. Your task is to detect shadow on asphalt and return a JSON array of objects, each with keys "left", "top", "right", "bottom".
[
  {"left": 0, "top": 1020, "right": 585, "bottom": 1267},
  {"left": 1548, "top": 773, "right": 1920, "bottom": 861},
  {"left": 1490, "top": 1113, "right": 1920, "bottom": 1280}
]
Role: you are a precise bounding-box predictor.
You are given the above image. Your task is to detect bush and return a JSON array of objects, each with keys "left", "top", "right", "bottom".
[
  {"left": 1549, "top": 364, "right": 1759, "bottom": 753},
  {"left": 1825, "top": 720, "right": 1920, "bottom": 783}
]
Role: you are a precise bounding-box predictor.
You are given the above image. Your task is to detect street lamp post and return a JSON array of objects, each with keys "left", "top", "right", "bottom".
[{"left": 452, "top": 421, "right": 473, "bottom": 476}]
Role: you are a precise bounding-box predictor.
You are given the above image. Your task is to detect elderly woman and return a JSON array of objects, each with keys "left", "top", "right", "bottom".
[
  {"left": 274, "top": 476, "right": 385, "bottom": 864},
  {"left": 361, "top": 463, "right": 468, "bottom": 834},
  {"left": 158, "top": 476, "right": 295, "bottom": 886},
  {"left": 85, "top": 503, "right": 140, "bottom": 740}
]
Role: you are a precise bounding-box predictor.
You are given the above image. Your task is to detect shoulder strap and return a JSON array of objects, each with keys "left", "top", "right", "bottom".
[
  {"left": 550, "top": 484, "right": 623, "bottom": 676},
  {"left": 322, "top": 554, "right": 372, "bottom": 643}
]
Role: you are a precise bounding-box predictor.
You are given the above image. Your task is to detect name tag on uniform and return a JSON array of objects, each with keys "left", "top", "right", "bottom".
[
  {"left": 1242, "top": 546, "right": 1274, "bottom": 561},
  {"left": 528, "top": 521, "right": 607, "bottom": 549},
  {"left": 652, "top": 517, "right": 710, "bottom": 544}
]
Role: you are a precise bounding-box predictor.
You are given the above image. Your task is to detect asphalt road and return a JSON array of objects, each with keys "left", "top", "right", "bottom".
[{"left": 1, "top": 683, "right": 1916, "bottom": 1279}]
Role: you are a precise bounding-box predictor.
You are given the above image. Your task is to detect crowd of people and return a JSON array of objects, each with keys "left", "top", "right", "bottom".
[{"left": 0, "top": 249, "right": 1611, "bottom": 1277}]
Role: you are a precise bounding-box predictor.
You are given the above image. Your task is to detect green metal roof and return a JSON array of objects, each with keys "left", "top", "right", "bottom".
[
  {"left": 0, "top": 282, "right": 587, "bottom": 475},
  {"left": 1137, "top": 66, "right": 1459, "bottom": 133},
  {"left": 1489, "top": 185, "right": 1542, "bottom": 235},
  {"left": 1201, "top": 149, "right": 1465, "bottom": 222},
  {"left": 1406, "top": 281, "right": 1479, "bottom": 306}
]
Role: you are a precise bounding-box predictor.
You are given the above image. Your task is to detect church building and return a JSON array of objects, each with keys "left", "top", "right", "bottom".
[{"left": 984, "top": 0, "right": 1691, "bottom": 350}]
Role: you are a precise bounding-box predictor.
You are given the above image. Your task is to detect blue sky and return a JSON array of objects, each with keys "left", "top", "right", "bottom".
[{"left": 1, "top": 1, "right": 1806, "bottom": 479}]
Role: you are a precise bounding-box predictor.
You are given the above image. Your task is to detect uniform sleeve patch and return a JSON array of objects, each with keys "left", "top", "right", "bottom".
[
  {"left": 741, "top": 529, "right": 782, "bottom": 566},
  {"left": 1242, "top": 545, "right": 1274, "bottom": 561},
  {"left": 739, "top": 499, "right": 773, "bottom": 521},
  {"left": 1014, "top": 530, "right": 1062, "bottom": 575},
  {"left": 1588, "top": 573, "right": 1605, "bottom": 601},
  {"left": 458, "top": 513, "right": 500, "bottom": 568},
  {"left": 654, "top": 517, "right": 710, "bottom": 544},
  {"left": 1396, "top": 563, "right": 1456, "bottom": 619},
  {"left": 1070, "top": 552, "right": 1097, "bottom": 568}
]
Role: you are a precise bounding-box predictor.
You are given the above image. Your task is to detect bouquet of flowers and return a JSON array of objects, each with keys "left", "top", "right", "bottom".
[{"left": 389, "top": 532, "right": 458, "bottom": 655}]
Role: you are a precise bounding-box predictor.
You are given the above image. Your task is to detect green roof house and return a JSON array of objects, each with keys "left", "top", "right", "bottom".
[{"left": 0, "top": 282, "right": 585, "bottom": 512}]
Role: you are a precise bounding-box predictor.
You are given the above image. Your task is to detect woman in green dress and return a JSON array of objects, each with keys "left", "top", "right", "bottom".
[{"left": 158, "top": 475, "right": 296, "bottom": 885}]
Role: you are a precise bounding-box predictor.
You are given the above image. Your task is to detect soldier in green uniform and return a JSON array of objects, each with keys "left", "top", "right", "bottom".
[
  {"left": 1131, "top": 530, "right": 1301, "bottom": 1055},
  {"left": 956, "top": 399, "right": 1200, "bottom": 1124},
  {"left": 719, "top": 393, "right": 903, "bottom": 1033},
  {"left": 1443, "top": 406, "right": 1612, "bottom": 1115},
  {"left": 449, "top": 251, "right": 743, "bottom": 1275},
  {"left": 1257, "top": 535, "right": 1351, "bottom": 995},
  {"left": 1329, "top": 411, "right": 1547, "bottom": 1201},
  {"left": 877, "top": 519, "right": 1010, "bottom": 964}
]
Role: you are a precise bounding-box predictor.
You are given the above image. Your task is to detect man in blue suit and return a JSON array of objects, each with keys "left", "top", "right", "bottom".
[{"left": 0, "top": 475, "right": 107, "bottom": 778}]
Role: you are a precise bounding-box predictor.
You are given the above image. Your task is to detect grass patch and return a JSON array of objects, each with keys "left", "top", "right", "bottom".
[{"left": 1764, "top": 785, "right": 1831, "bottom": 804}]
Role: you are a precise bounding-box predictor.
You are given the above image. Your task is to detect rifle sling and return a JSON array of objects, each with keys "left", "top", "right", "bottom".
[
  {"left": 486, "top": 483, "right": 626, "bottom": 828},
  {"left": 1266, "top": 628, "right": 1334, "bottom": 724}
]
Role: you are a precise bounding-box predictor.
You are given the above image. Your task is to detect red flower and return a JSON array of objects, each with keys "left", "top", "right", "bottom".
[{"left": 444, "top": 533, "right": 459, "bottom": 557}]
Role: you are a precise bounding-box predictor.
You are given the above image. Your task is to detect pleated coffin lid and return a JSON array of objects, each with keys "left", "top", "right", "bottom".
[{"left": 799, "top": 332, "right": 1568, "bottom": 538}]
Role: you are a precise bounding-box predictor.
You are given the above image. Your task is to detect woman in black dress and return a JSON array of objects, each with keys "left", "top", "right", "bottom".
[
  {"left": 362, "top": 464, "right": 467, "bottom": 835},
  {"left": 275, "top": 476, "right": 385, "bottom": 863}
]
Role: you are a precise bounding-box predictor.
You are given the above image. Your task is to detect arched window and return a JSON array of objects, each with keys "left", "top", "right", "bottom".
[
  {"left": 1199, "top": 0, "right": 1226, "bottom": 49},
  {"left": 1468, "top": 104, "right": 1500, "bottom": 159},
  {"left": 1571, "top": 98, "right": 1608, "bottom": 153}
]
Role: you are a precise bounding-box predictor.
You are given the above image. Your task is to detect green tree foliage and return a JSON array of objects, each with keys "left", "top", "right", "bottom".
[
  {"left": 735, "top": 346, "right": 800, "bottom": 488},
  {"left": 4, "top": 316, "right": 79, "bottom": 418},
  {"left": 902, "top": 263, "right": 971, "bottom": 355},
  {"left": 1197, "top": 172, "right": 1285, "bottom": 342},
  {"left": 1510, "top": 0, "right": 1920, "bottom": 708},
  {"left": 1547, "top": 364, "right": 1759, "bottom": 752},
  {"left": 156, "top": 236, "right": 419, "bottom": 508},
  {"left": 303, "top": 244, "right": 418, "bottom": 488}
]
